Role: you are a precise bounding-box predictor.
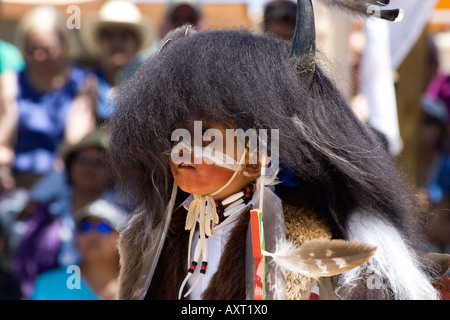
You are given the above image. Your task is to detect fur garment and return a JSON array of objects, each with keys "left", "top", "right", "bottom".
[
  {"left": 118, "top": 197, "right": 333, "bottom": 300},
  {"left": 110, "top": 26, "right": 442, "bottom": 300},
  {"left": 283, "top": 203, "right": 332, "bottom": 299},
  {"left": 118, "top": 186, "right": 442, "bottom": 300}
]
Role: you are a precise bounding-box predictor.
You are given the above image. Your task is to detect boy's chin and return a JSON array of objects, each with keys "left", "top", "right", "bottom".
[{"left": 176, "top": 183, "right": 207, "bottom": 196}]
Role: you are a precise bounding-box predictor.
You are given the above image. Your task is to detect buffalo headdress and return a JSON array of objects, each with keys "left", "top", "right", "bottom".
[{"left": 108, "top": 0, "right": 443, "bottom": 300}]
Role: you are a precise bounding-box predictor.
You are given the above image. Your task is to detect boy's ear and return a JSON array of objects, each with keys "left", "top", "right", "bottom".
[{"left": 242, "top": 162, "right": 262, "bottom": 177}]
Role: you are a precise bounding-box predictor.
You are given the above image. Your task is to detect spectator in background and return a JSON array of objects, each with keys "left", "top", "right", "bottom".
[
  {"left": 421, "top": 72, "right": 450, "bottom": 207},
  {"left": 416, "top": 32, "right": 450, "bottom": 297},
  {"left": 160, "top": 0, "right": 204, "bottom": 38},
  {"left": 0, "top": 72, "right": 20, "bottom": 194},
  {"left": 0, "top": 0, "right": 25, "bottom": 194},
  {"left": 31, "top": 199, "right": 125, "bottom": 300},
  {"left": 418, "top": 31, "right": 450, "bottom": 210},
  {"left": 0, "top": 0, "right": 25, "bottom": 75},
  {"left": 261, "top": 0, "right": 297, "bottom": 41},
  {"left": 80, "top": 0, "right": 157, "bottom": 121},
  {"left": 0, "top": 38, "right": 24, "bottom": 75},
  {"left": 1, "top": 6, "right": 97, "bottom": 191},
  {"left": 11, "top": 127, "right": 119, "bottom": 299},
  {"left": 419, "top": 50, "right": 450, "bottom": 274},
  {"left": 0, "top": 220, "right": 21, "bottom": 300},
  {"left": 116, "top": 0, "right": 204, "bottom": 85}
]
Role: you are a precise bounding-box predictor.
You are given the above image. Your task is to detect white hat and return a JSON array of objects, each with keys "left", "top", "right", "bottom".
[
  {"left": 75, "top": 199, "right": 127, "bottom": 230},
  {"left": 80, "top": 0, "right": 157, "bottom": 56}
]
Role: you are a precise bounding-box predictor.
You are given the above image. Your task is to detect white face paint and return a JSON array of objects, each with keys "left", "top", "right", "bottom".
[
  {"left": 170, "top": 140, "right": 240, "bottom": 171},
  {"left": 170, "top": 121, "right": 280, "bottom": 176}
]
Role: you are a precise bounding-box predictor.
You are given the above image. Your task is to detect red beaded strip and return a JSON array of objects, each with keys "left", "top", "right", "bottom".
[
  {"left": 200, "top": 261, "right": 208, "bottom": 274},
  {"left": 188, "top": 261, "right": 197, "bottom": 273}
]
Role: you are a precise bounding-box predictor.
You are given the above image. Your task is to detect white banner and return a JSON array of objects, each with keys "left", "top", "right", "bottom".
[
  {"left": 388, "top": 0, "right": 439, "bottom": 70},
  {"left": 361, "top": 19, "right": 403, "bottom": 156},
  {"left": 359, "top": 0, "right": 439, "bottom": 156}
]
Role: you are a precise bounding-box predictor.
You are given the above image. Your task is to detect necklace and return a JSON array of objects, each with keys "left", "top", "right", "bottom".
[
  {"left": 215, "top": 184, "right": 255, "bottom": 223},
  {"left": 178, "top": 183, "right": 255, "bottom": 299}
]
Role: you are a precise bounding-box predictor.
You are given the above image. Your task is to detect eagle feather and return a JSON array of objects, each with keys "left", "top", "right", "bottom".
[{"left": 263, "top": 238, "right": 377, "bottom": 279}]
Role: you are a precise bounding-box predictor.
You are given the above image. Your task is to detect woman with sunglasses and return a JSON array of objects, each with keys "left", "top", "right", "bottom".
[{"left": 30, "top": 199, "right": 125, "bottom": 300}]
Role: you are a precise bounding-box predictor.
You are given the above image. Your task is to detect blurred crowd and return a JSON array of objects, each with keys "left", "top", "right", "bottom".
[
  {"left": 0, "top": 0, "right": 213, "bottom": 300},
  {"left": 0, "top": 0, "right": 448, "bottom": 300}
]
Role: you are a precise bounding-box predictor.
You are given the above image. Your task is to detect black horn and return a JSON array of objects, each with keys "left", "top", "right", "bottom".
[{"left": 290, "top": 0, "right": 316, "bottom": 87}]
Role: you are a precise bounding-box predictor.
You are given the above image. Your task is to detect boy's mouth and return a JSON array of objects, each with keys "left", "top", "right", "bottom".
[{"left": 178, "top": 162, "right": 195, "bottom": 169}]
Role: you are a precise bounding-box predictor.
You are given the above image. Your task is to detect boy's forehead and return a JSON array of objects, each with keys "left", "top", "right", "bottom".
[{"left": 174, "top": 119, "right": 236, "bottom": 131}]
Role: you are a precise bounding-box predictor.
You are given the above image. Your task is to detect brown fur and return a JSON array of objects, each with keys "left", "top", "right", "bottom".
[
  {"left": 144, "top": 206, "right": 249, "bottom": 300},
  {"left": 117, "top": 211, "right": 147, "bottom": 300},
  {"left": 423, "top": 253, "right": 450, "bottom": 279},
  {"left": 284, "top": 203, "right": 333, "bottom": 299},
  {"left": 201, "top": 211, "right": 249, "bottom": 300},
  {"left": 119, "top": 196, "right": 334, "bottom": 300},
  {"left": 333, "top": 270, "right": 393, "bottom": 299},
  {"left": 144, "top": 206, "right": 190, "bottom": 299}
]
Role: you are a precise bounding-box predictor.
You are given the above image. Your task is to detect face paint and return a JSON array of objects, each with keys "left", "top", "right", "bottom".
[{"left": 171, "top": 140, "right": 240, "bottom": 171}]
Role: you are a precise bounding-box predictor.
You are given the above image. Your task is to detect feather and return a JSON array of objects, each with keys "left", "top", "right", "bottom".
[
  {"left": 314, "top": 0, "right": 404, "bottom": 22},
  {"left": 262, "top": 238, "right": 376, "bottom": 278}
]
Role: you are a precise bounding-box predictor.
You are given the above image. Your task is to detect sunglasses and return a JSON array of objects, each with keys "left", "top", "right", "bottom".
[{"left": 78, "top": 220, "right": 115, "bottom": 235}]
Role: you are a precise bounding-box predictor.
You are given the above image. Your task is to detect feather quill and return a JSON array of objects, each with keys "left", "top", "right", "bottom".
[
  {"left": 262, "top": 238, "right": 376, "bottom": 279},
  {"left": 314, "top": 0, "right": 404, "bottom": 22}
]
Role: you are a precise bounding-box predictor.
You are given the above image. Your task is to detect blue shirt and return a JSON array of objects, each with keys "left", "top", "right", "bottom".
[
  {"left": 93, "top": 67, "right": 115, "bottom": 121},
  {"left": 428, "top": 152, "right": 450, "bottom": 204},
  {"left": 31, "top": 267, "right": 99, "bottom": 300},
  {"left": 14, "top": 65, "right": 91, "bottom": 174}
]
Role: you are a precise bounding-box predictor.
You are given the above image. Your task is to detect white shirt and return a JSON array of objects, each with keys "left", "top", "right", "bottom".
[{"left": 181, "top": 192, "right": 256, "bottom": 300}]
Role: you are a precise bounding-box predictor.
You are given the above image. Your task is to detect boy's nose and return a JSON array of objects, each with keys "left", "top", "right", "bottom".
[{"left": 172, "top": 142, "right": 195, "bottom": 164}]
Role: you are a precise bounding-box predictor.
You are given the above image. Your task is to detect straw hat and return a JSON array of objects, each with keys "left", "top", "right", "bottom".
[{"left": 80, "top": 0, "right": 157, "bottom": 56}]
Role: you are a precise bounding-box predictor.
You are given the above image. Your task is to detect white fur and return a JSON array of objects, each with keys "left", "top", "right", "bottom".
[
  {"left": 314, "top": 0, "right": 403, "bottom": 22},
  {"left": 339, "top": 211, "right": 440, "bottom": 300}
]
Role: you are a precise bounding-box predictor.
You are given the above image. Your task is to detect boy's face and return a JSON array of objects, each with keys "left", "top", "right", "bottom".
[
  {"left": 98, "top": 26, "right": 139, "bottom": 70},
  {"left": 169, "top": 120, "right": 259, "bottom": 200}
]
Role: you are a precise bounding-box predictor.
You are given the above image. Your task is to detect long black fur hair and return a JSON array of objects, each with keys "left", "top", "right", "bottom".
[{"left": 108, "top": 27, "right": 417, "bottom": 243}]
